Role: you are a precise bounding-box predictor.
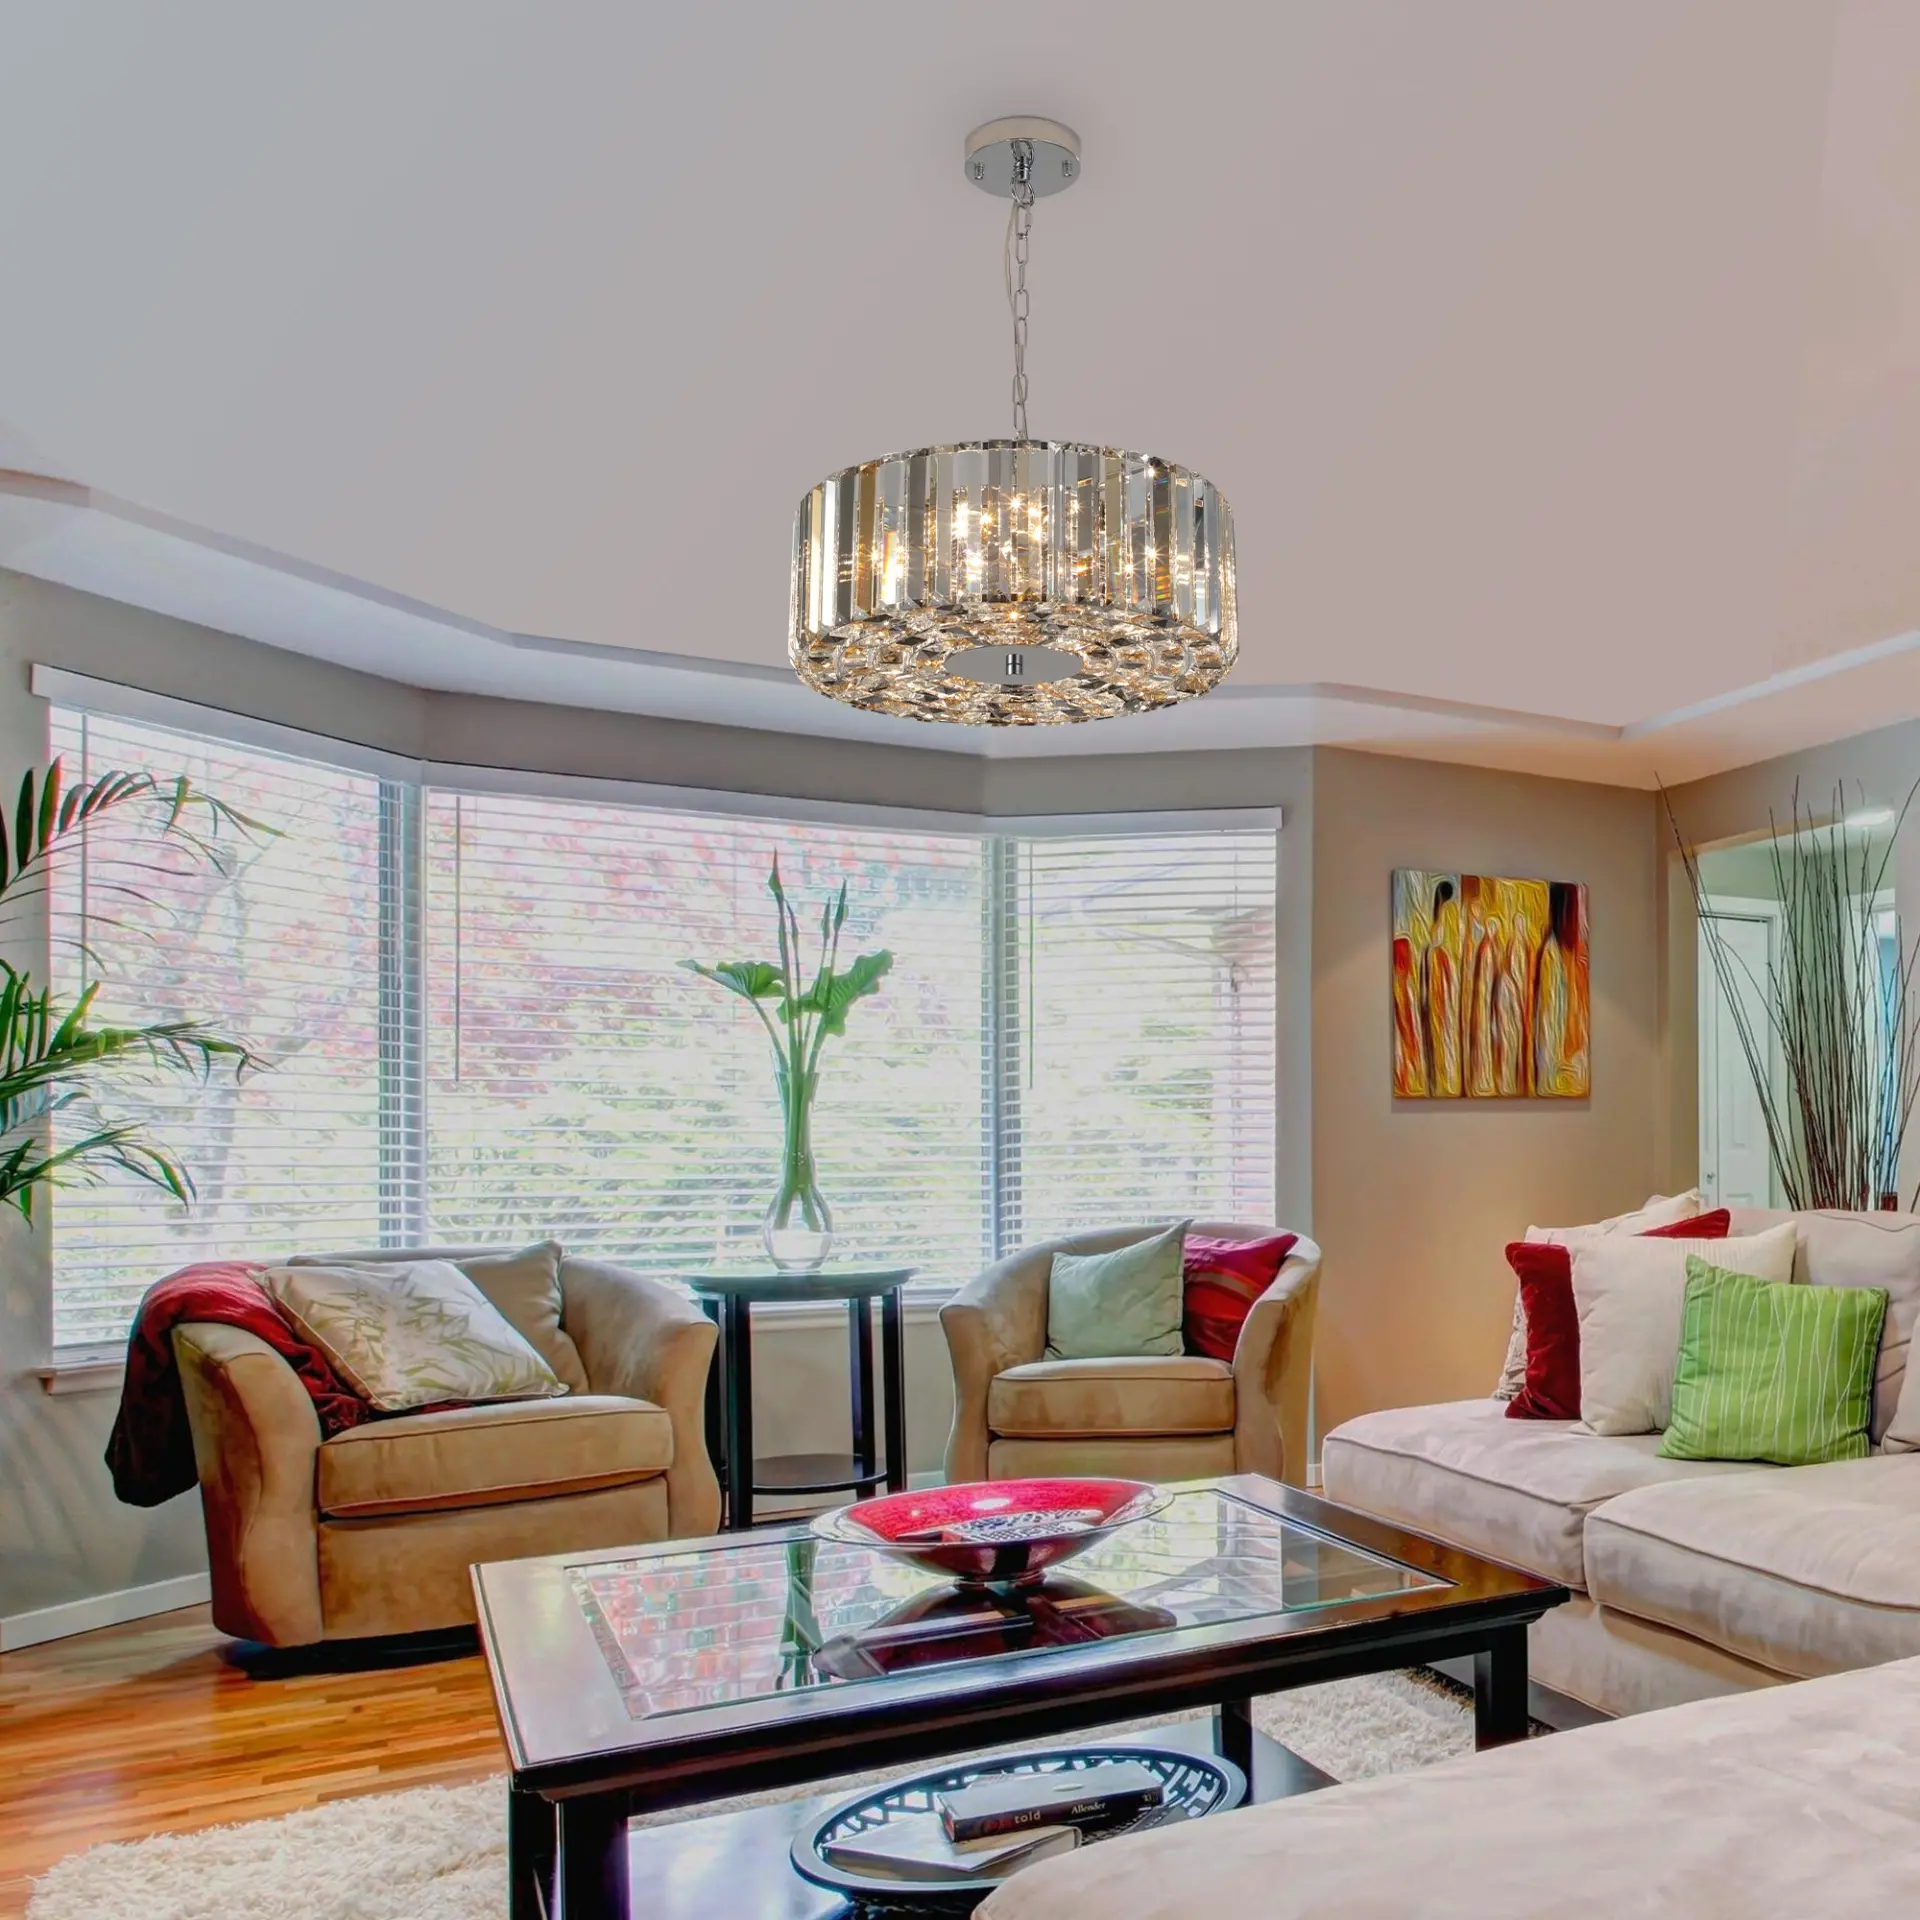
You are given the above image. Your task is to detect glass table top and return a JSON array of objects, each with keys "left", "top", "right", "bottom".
[{"left": 570, "top": 1488, "right": 1448, "bottom": 1720}]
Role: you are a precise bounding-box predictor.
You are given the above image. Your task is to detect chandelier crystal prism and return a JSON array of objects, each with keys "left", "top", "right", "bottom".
[{"left": 788, "top": 119, "right": 1238, "bottom": 726}]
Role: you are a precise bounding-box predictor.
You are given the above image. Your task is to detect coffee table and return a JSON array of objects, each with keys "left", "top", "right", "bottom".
[{"left": 474, "top": 1474, "right": 1568, "bottom": 1919}]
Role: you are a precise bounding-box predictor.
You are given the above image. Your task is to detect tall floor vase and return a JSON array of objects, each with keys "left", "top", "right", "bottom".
[{"left": 762, "top": 1067, "right": 833, "bottom": 1271}]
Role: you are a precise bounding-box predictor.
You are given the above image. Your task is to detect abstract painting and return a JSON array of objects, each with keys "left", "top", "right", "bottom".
[{"left": 1391, "top": 871, "right": 1589, "bottom": 1099}]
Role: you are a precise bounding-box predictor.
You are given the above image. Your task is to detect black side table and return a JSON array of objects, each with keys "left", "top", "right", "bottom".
[{"left": 687, "top": 1268, "right": 914, "bottom": 1530}]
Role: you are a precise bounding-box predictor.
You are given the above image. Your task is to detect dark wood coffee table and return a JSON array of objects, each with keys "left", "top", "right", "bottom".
[{"left": 474, "top": 1474, "right": 1567, "bottom": 1919}]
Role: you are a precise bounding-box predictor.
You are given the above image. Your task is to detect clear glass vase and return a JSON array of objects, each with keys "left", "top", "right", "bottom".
[{"left": 762, "top": 1069, "right": 834, "bottom": 1271}]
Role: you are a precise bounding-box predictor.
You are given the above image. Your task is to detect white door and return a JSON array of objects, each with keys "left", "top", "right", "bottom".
[{"left": 1699, "top": 910, "right": 1779, "bottom": 1209}]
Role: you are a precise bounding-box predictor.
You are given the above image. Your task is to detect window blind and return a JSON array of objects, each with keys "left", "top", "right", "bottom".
[
  {"left": 45, "top": 695, "right": 1278, "bottom": 1352},
  {"left": 420, "top": 789, "right": 989, "bottom": 1287},
  {"left": 995, "top": 829, "right": 1278, "bottom": 1246},
  {"left": 48, "top": 710, "right": 387, "bottom": 1350}
]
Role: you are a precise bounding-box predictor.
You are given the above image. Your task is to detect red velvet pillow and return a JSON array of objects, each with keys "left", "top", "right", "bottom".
[
  {"left": 1505, "top": 1209, "right": 1731, "bottom": 1421},
  {"left": 1183, "top": 1232, "right": 1299, "bottom": 1361}
]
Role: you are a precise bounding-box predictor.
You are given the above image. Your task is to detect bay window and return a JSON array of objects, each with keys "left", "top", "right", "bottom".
[{"left": 47, "top": 698, "right": 1277, "bottom": 1355}]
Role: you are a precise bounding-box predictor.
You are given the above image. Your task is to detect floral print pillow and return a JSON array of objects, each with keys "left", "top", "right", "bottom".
[{"left": 264, "top": 1259, "right": 569, "bottom": 1411}]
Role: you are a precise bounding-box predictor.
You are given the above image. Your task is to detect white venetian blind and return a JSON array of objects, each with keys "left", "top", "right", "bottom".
[
  {"left": 421, "top": 789, "right": 989, "bottom": 1288},
  {"left": 48, "top": 708, "right": 387, "bottom": 1351},
  {"left": 42, "top": 691, "right": 1280, "bottom": 1350},
  {"left": 997, "top": 828, "right": 1278, "bottom": 1245}
]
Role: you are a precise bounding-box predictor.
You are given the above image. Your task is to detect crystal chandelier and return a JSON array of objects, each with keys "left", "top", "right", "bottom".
[{"left": 789, "top": 118, "right": 1237, "bottom": 726}]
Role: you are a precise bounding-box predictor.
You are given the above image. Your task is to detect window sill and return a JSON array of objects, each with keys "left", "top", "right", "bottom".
[{"left": 38, "top": 1353, "right": 126, "bottom": 1396}]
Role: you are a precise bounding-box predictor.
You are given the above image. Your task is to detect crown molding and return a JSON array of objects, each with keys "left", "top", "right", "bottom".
[{"left": 2, "top": 469, "right": 1913, "bottom": 786}]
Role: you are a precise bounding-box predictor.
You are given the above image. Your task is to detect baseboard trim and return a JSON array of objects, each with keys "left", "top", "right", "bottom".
[{"left": 0, "top": 1571, "right": 211, "bottom": 1651}]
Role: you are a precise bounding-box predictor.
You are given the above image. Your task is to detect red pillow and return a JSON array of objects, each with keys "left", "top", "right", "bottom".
[
  {"left": 1183, "top": 1232, "right": 1299, "bottom": 1361},
  {"left": 1505, "top": 1210, "right": 1731, "bottom": 1421}
]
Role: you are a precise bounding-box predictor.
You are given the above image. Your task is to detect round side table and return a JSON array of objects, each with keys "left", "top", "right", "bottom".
[{"left": 686, "top": 1268, "right": 915, "bottom": 1531}]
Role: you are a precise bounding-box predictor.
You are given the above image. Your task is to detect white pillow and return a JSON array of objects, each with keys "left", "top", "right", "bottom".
[
  {"left": 1786, "top": 1212, "right": 1920, "bottom": 1447},
  {"left": 265, "top": 1258, "right": 569, "bottom": 1411},
  {"left": 1493, "top": 1191, "right": 1706, "bottom": 1399},
  {"left": 1571, "top": 1223, "right": 1798, "bottom": 1435}
]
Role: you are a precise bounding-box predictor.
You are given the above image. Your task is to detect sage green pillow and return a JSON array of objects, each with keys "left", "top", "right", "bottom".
[
  {"left": 1045, "top": 1223, "right": 1189, "bottom": 1361},
  {"left": 1659, "top": 1256, "right": 1887, "bottom": 1466}
]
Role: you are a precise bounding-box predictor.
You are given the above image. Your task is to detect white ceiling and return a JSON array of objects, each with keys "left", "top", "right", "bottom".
[{"left": 3, "top": 1, "right": 1920, "bottom": 782}]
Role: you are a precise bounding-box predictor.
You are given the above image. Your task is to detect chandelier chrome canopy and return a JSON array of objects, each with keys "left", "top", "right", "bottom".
[{"left": 789, "top": 119, "right": 1237, "bottom": 727}]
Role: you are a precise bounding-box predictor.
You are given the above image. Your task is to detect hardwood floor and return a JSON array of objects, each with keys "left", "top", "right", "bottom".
[{"left": 0, "top": 1604, "right": 504, "bottom": 1916}]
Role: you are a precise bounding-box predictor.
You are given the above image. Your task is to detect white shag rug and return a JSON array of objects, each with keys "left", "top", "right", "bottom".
[{"left": 28, "top": 1671, "right": 1487, "bottom": 1920}]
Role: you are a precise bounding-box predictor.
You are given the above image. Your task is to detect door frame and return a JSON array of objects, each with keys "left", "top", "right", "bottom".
[{"left": 1697, "top": 896, "right": 1785, "bottom": 1209}]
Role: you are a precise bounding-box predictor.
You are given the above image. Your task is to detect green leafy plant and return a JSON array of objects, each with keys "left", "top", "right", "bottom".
[
  {"left": 685, "top": 858, "right": 893, "bottom": 1116},
  {"left": 685, "top": 860, "right": 892, "bottom": 1265},
  {"left": 0, "top": 759, "right": 266, "bottom": 1219}
]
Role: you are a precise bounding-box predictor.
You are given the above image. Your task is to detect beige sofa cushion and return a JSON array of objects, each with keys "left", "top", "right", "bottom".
[
  {"left": 316, "top": 1393, "right": 672, "bottom": 1518},
  {"left": 1727, "top": 1209, "right": 1920, "bottom": 1446},
  {"left": 1583, "top": 1454, "right": 1920, "bottom": 1679},
  {"left": 317, "top": 1478, "right": 669, "bottom": 1637},
  {"left": 1320, "top": 1399, "right": 1768, "bottom": 1590},
  {"left": 988, "top": 1356, "right": 1235, "bottom": 1438}
]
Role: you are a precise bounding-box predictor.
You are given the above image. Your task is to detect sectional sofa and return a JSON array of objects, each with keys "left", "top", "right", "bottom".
[
  {"left": 982, "top": 1653, "right": 1920, "bottom": 1920},
  {"left": 1321, "top": 1207, "right": 1920, "bottom": 1717}
]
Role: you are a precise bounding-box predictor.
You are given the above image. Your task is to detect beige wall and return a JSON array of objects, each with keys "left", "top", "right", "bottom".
[
  {"left": 1307, "top": 749, "right": 1665, "bottom": 1433},
  {"left": 431, "top": 690, "right": 988, "bottom": 813}
]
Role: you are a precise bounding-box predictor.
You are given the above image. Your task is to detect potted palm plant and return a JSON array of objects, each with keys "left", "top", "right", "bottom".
[
  {"left": 687, "top": 859, "right": 891, "bottom": 1270},
  {"left": 0, "top": 758, "right": 262, "bottom": 1219}
]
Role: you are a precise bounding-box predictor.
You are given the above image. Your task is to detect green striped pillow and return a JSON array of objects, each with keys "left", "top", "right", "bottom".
[{"left": 1659, "top": 1257, "right": 1887, "bottom": 1466}]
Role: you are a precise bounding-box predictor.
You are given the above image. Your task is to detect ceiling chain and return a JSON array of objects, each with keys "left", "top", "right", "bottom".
[{"left": 1006, "top": 138, "right": 1035, "bottom": 440}]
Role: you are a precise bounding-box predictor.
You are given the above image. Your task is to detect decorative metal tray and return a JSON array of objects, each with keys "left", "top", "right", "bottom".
[{"left": 792, "top": 1743, "right": 1246, "bottom": 1912}]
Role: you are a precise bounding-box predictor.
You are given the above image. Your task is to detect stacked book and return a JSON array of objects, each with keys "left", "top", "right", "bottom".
[{"left": 821, "top": 1761, "right": 1165, "bottom": 1887}]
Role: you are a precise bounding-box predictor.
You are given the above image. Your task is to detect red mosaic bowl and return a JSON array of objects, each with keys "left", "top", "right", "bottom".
[{"left": 812, "top": 1477, "right": 1171, "bottom": 1586}]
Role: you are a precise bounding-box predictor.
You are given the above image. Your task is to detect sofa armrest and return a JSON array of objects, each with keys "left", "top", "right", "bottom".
[
  {"left": 560, "top": 1257, "right": 721, "bottom": 1537},
  {"left": 172, "top": 1322, "right": 325, "bottom": 1646},
  {"left": 939, "top": 1251, "right": 1051, "bottom": 1482},
  {"left": 1231, "top": 1237, "right": 1322, "bottom": 1485}
]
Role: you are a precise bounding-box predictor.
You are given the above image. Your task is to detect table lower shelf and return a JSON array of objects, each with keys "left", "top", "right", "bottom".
[
  {"left": 615, "top": 1717, "right": 1329, "bottom": 1920},
  {"left": 745, "top": 1451, "right": 894, "bottom": 1497}
]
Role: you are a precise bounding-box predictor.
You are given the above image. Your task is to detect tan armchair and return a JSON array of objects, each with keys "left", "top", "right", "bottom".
[
  {"left": 173, "top": 1242, "right": 719, "bottom": 1647},
  {"left": 941, "top": 1223, "right": 1321, "bottom": 1487}
]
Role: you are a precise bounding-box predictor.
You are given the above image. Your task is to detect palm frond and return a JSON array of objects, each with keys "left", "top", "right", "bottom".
[
  {"left": 0, "top": 755, "right": 273, "bottom": 1221},
  {"left": 0, "top": 759, "right": 275, "bottom": 925}
]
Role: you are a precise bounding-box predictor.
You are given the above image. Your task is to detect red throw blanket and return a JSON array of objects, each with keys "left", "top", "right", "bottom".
[{"left": 107, "top": 1262, "right": 369, "bottom": 1507}]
